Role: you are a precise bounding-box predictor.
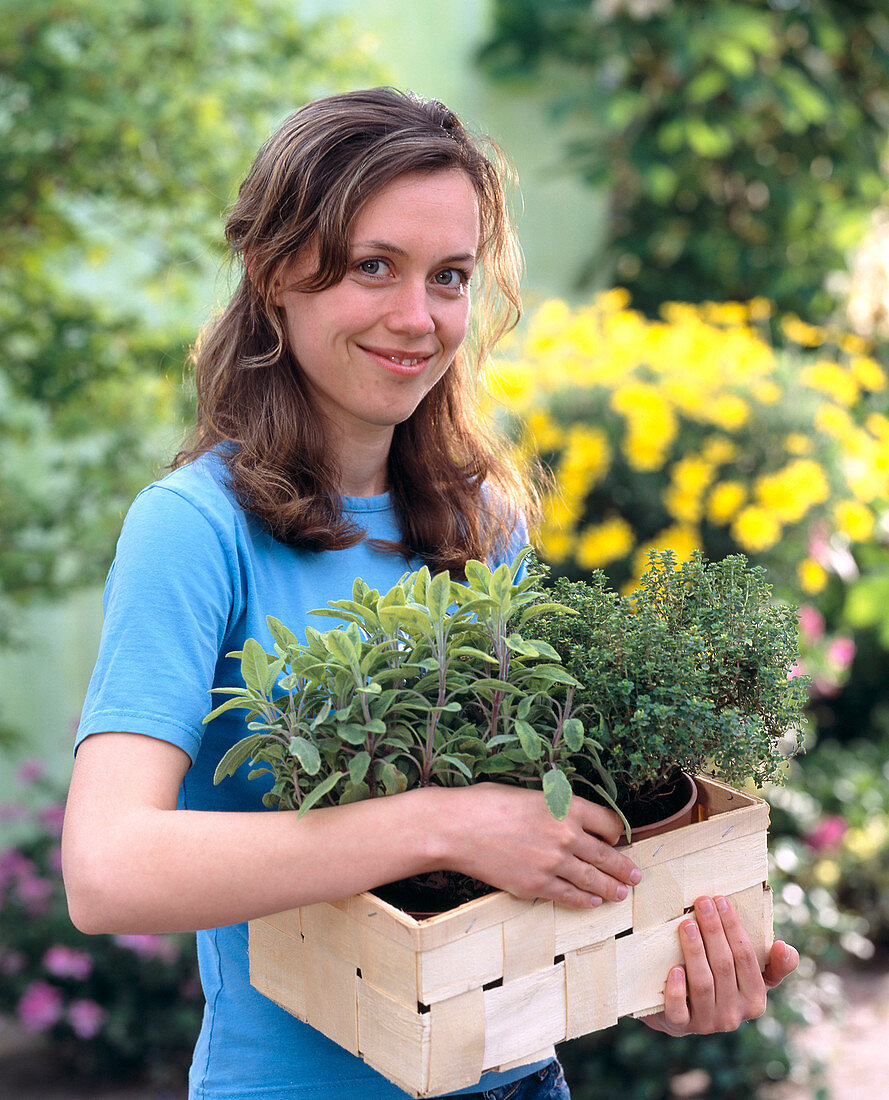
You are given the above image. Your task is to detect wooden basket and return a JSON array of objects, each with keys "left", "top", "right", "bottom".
[{"left": 249, "top": 776, "right": 773, "bottom": 1097}]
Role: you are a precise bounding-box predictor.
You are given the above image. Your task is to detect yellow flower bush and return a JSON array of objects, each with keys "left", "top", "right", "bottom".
[{"left": 490, "top": 292, "right": 889, "bottom": 592}]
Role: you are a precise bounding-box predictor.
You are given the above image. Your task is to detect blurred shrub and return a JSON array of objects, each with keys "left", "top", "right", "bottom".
[
  {"left": 0, "top": 765, "right": 201, "bottom": 1084},
  {"left": 0, "top": 0, "right": 380, "bottom": 646},
  {"left": 481, "top": 0, "right": 889, "bottom": 319},
  {"left": 770, "top": 729, "right": 889, "bottom": 958},
  {"left": 492, "top": 290, "right": 888, "bottom": 602}
]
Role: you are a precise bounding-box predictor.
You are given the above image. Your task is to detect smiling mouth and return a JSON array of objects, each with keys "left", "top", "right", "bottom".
[{"left": 360, "top": 346, "right": 436, "bottom": 373}]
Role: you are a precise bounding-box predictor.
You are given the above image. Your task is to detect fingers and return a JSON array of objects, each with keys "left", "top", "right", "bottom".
[{"left": 763, "top": 940, "right": 799, "bottom": 989}]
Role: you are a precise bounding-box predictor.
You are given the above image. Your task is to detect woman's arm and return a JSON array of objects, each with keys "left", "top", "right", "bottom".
[{"left": 62, "top": 731, "right": 642, "bottom": 935}]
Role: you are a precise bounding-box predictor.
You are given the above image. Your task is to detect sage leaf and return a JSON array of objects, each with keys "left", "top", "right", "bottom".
[
  {"left": 563, "top": 718, "right": 585, "bottom": 752},
  {"left": 348, "top": 751, "right": 371, "bottom": 785},
  {"left": 297, "top": 772, "right": 346, "bottom": 817},
  {"left": 543, "top": 767, "right": 573, "bottom": 820},
  {"left": 515, "top": 720, "right": 542, "bottom": 760},
  {"left": 289, "top": 736, "right": 321, "bottom": 775}
]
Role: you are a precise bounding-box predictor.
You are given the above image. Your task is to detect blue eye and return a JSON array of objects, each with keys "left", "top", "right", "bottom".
[
  {"left": 434, "top": 268, "right": 467, "bottom": 287},
  {"left": 358, "top": 259, "right": 387, "bottom": 276}
]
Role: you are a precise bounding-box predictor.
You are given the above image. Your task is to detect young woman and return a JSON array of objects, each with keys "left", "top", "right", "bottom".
[{"left": 61, "top": 88, "right": 797, "bottom": 1100}]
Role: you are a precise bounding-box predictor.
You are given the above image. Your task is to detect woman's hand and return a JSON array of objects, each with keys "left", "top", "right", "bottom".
[
  {"left": 641, "top": 895, "right": 800, "bottom": 1036},
  {"left": 436, "top": 783, "right": 642, "bottom": 910}
]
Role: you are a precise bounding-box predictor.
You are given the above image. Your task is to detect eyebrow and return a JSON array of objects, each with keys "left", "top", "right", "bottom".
[{"left": 352, "top": 240, "right": 477, "bottom": 264}]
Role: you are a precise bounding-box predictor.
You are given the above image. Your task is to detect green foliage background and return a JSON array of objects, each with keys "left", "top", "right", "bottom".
[
  {"left": 481, "top": 0, "right": 889, "bottom": 318},
  {"left": 0, "top": 0, "right": 380, "bottom": 648}
]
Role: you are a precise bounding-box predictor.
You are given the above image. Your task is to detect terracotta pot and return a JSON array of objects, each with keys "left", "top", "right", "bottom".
[{"left": 616, "top": 771, "right": 699, "bottom": 847}]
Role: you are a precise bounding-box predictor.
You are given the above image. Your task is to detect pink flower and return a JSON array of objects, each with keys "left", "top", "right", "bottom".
[
  {"left": 797, "top": 605, "right": 824, "bottom": 643},
  {"left": 113, "top": 934, "right": 181, "bottom": 963},
  {"left": 67, "top": 999, "right": 106, "bottom": 1040},
  {"left": 0, "top": 849, "right": 35, "bottom": 889},
  {"left": 16, "top": 874, "right": 53, "bottom": 917},
  {"left": 804, "top": 814, "right": 848, "bottom": 853},
  {"left": 43, "top": 945, "right": 93, "bottom": 981},
  {"left": 788, "top": 661, "right": 806, "bottom": 680},
  {"left": 828, "top": 636, "right": 856, "bottom": 670},
  {"left": 0, "top": 803, "right": 27, "bottom": 825},
  {"left": 37, "top": 803, "right": 66, "bottom": 836},
  {"left": 17, "top": 758, "right": 46, "bottom": 785},
  {"left": 17, "top": 981, "right": 64, "bottom": 1033}
]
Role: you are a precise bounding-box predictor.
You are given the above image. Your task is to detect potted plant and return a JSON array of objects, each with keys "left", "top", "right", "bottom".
[
  {"left": 208, "top": 548, "right": 805, "bottom": 1097},
  {"left": 531, "top": 549, "right": 807, "bottom": 839},
  {"left": 210, "top": 548, "right": 618, "bottom": 910}
]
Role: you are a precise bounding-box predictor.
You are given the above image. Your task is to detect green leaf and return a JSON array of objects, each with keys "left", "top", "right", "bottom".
[
  {"left": 240, "top": 637, "right": 272, "bottom": 694},
  {"left": 514, "top": 719, "right": 542, "bottom": 760},
  {"left": 288, "top": 736, "right": 321, "bottom": 776},
  {"left": 543, "top": 767, "right": 572, "bottom": 820},
  {"left": 348, "top": 751, "right": 371, "bottom": 785},
  {"left": 266, "top": 616, "right": 299, "bottom": 652},
  {"left": 213, "top": 733, "right": 267, "bottom": 785},
  {"left": 563, "top": 717, "right": 585, "bottom": 753},
  {"left": 297, "top": 772, "right": 346, "bottom": 817}
]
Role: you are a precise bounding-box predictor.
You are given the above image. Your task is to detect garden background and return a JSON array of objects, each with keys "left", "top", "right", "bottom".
[{"left": 2, "top": 1, "right": 888, "bottom": 1097}]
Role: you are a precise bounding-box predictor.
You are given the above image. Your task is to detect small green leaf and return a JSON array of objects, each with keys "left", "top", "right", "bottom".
[
  {"left": 240, "top": 638, "right": 271, "bottom": 693},
  {"left": 543, "top": 768, "right": 572, "bottom": 820},
  {"left": 514, "top": 719, "right": 542, "bottom": 760},
  {"left": 349, "top": 751, "right": 371, "bottom": 785},
  {"left": 297, "top": 772, "right": 346, "bottom": 817},
  {"left": 288, "top": 736, "right": 321, "bottom": 775},
  {"left": 213, "top": 733, "right": 267, "bottom": 784},
  {"left": 563, "top": 718, "right": 584, "bottom": 752}
]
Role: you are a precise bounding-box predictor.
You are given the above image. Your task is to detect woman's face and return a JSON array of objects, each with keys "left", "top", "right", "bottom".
[{"left": 275, "top": 169, "right": 480, "bottom": 453}]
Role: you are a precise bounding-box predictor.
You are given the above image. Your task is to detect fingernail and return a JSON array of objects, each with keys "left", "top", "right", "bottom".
[
  {"left": 589, "top": 895, "right": 603, "bottom": 908},
  {"left": 783, "top": 943, "right": 792, "bottom": 962},
  {"left": 629, "top": 868, "right": 642, "bottom": 885},
  {"left": 670, "top": 967, "right": 684, "bottom": 982},
  {"left": 682, "top": 920, "right": 699, "bottom": 939},
  {"left": 616, "top": 884, "right": 628, "bottom": 901},
  {"left": 698, "top": 898, "right": 714, "bottom": 916},
  {"left": 715, "top": 895, "right": 728, "bottom": 913}
]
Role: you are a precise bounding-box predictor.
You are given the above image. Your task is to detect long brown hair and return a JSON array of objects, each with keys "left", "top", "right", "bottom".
[{"left": 175, "top": 87, "right": 540, "bottom": 573}]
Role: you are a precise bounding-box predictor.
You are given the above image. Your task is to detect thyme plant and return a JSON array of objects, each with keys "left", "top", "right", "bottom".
[{"left": 533, "top": 550, "right": 807, "bottom": 814}]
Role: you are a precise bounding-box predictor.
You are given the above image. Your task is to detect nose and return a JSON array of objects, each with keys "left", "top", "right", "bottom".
[{"left": 385, "top": 279, "right": 434, "bottom": 338}]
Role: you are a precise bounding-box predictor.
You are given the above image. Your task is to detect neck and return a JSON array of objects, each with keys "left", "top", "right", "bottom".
[{"left": 333, "top": 424, "right": 393, "bottom": 498}]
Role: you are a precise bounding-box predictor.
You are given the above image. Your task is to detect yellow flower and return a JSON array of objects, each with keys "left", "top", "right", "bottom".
[
  {"left": 575, "top": 516, "right": 636, "bottom": 569},
  {"left": 843, "top": 820, "right": 888, "bottom": 862},
  {"left": 815, "top": 402, "right": 856, "bottom": 441},
  {"left": 524, "top": 410, "right": 563, "bottom": 453},
  {"left": 800, "top": 360, "right": 859, "bottom": 407},
  {"left": 851, "top": 356, "right": 887, "bottom": 392},
  {"left": 834, "top": 500, "right": 875, "bottom": 542},
  {"left": 707, "top": 393, "right": 750, "bottom": 430},
  {"left": 784, "top": 433, "right": 812, "bottom": 456},
  {"left": 611, "top": 382, "right": 677, "bottom": 470},
  {"left": 558, "top": 425, "right": 611, "bottom": 496},
  {"left": 798, "top": 558, "right": 828, "bottom": 594},
  {"left": 754, "top": 460, "right": 831, "bottom": 523},
  {"left": 752, "top": 379, "right": 782, "bottom": 405},
  {"left": 781, "top": 315, "right": 829, "bottom": 347},
  {"left": 537, "top": 527, "right": 574, "bottom": 565},
  {"left": 749, "top": 297, "right": 774, "bottom": 322},
  {"left": 700, "top": 435, "right": 739, "bottom": 466},
  {"left": 632, "top": 524, "right": 700, "bottom": 577},
  {"left": 813, "top": 859, "right": 840, "bottom": 888},
  {"left": 665, "top": 456, "right": 715, "bottom": 523},
  {"left": 732, "top": 506, "right": 782, "bottom": 553},
  {"left": 486, "top": 359, "right": 536, "bottom": 407},
  {"left": 707, "top": 481, "right": 747, "bottom": 524}
]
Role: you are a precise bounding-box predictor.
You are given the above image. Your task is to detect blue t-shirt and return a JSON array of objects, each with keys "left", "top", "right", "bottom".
[{"left": 76, "top": 452, "right": 547, "bottom": 1100}]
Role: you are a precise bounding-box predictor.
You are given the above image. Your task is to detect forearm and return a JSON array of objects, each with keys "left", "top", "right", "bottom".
[{"left": 63, "top": 788, "right": 447, "bottom": 935}]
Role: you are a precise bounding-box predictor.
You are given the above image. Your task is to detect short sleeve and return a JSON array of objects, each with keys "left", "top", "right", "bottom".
[{"left": 76, "top": 484, "right": 238, "bottom": 763}]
